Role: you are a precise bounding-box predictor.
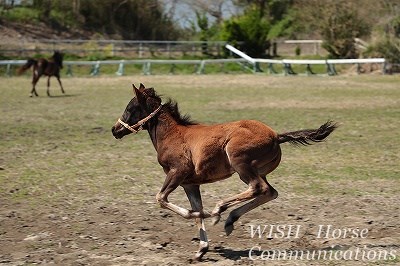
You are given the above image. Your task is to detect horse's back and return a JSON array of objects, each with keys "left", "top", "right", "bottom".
[{"left": 181, "top": 120, "right": 279, "bottom": 183}]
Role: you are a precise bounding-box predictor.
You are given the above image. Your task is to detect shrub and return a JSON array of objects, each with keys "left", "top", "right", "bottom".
[{"left": 221, "top": 6, "right": 271, "bottom": 58}]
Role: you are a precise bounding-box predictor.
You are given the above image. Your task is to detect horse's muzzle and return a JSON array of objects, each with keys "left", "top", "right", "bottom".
[{"left": 111, "top": 125, "right": 124, "bottom": 139}]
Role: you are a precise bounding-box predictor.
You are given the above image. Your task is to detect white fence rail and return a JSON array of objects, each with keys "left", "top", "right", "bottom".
[
  {"left": 225, "top": 44, "right": 387, "bottom": 75},
  {"left": 0, "top": 58, "right": 248, "bottom": 76},
  {"left": 0, "top": 45, "right": 388, "bottom": 76}
]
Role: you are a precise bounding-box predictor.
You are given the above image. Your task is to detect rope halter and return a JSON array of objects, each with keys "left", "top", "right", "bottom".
[{"left": 117, "top": 105, "right": 162, "bottom": 134}]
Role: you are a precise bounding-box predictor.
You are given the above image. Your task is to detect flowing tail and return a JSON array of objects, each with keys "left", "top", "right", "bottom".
[
  {"left": 17, "top": 59, "right": 37, "bottom": 75},
  {"left": 278, "top": 121, "right": 338, "bottom": 145}
]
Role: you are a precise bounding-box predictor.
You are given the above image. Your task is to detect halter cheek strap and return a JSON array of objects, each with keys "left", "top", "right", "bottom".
[{"left": 117, "top": 105, "right": 162, "bottom": 134}]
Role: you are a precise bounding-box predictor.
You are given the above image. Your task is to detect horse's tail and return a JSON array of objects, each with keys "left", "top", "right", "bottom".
[
  {"left": 278, "top": 121, "right": 338, "bottom": 145},
  {"left": 17, "top": 59, "right": 37, "bottom": 75}
]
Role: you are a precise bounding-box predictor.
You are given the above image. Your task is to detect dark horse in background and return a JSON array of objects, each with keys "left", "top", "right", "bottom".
[
  {"left": 18, "top": 51, "right": 65, "bottom": 97},
  {"left": 112, "top": 83, "right": 337, "bottom": 261}
]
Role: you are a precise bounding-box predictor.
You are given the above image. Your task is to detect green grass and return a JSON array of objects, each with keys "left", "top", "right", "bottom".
[{"left": 0, "top": 75, "right": 399, "bottom": 207}]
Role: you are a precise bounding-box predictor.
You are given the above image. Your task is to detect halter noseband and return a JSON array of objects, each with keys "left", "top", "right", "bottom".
[{"left": 118, "top": 105, "right": 162, "bottom": 134}]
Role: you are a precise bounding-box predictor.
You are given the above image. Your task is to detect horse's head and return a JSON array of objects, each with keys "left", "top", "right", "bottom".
[
  {"left": 112, "top": 83, "right": 162, "bottom": 139},
  {"left": 53, "top": 51, "right": 64, "bottom": 69}
]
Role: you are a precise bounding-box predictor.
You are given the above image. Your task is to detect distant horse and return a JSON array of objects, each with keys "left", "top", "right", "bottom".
[
  {"left": 18, "top": 51, "right": 65, "bottom": 97},
  {"left": 111, "top": 83, "right": 337, "bottom": 261}
]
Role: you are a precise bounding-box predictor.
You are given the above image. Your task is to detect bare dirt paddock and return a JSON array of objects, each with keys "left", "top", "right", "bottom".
[{"left": 1, "top": 75, "right": 399, "bottom": 265}]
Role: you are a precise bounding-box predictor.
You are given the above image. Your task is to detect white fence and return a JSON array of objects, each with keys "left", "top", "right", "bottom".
[
  {"left": 0, "top": 58, "right": 248, "bottom": 76},
  {"left": 0, "top": 44, "right": 388, "bottom": 76},
  {"left": 225, "top": 44, "right": 387, "bottom": 75}
]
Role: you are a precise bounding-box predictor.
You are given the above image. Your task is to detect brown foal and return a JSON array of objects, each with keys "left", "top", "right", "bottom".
[{"left": 111, "top": 83, "right": 337, "bottom": 260}]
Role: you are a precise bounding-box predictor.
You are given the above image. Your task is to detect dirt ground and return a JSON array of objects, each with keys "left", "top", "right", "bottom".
[
  {"left": 1, "top": 187, "right": 399, "bottom": 265},
  {"left": 1, "top": 75, "right": 399, "bottom": 265}
]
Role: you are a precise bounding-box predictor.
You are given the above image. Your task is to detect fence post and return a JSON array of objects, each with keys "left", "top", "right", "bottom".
[
  {"left": 327, "top": 63, "right": 337, "bottom": 76},
  {"left": 116, "top": 60, "right": 125, "bottom": 76},
  {"left": 143, "top": 61, "right": 151, "bottom": 75},
  {"left": 66, "top": 65, "right": 73, "bottom": 76},
  {"left": 197, "top": 61, "right": 205, "bottom": 74},
  {"left": 139, "top": 43, "right": 143, "bottom": 58},
  {"left": 90, "top": 61, "right": 100, "bottom": 76},
  {"left": 382, "top": 61, "right": 387, "bottom": 75},
  {"left": 306, "top": 64, "right": 315, "bottom": 75},
  {"left": 5, "top": 64, "right": 12, "bottom": 77},
  {"left": 267, "top": 63, "right": 278, "bottom": 74}
]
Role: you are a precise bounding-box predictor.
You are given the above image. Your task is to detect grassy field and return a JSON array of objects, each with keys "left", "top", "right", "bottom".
[{"left": 1, "top": 74, "right": 399, "bottom": 265}]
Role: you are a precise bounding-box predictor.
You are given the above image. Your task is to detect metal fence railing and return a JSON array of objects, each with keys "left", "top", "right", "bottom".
[{"left": 0, "top": 40, "right": 228, "bottom": 58}]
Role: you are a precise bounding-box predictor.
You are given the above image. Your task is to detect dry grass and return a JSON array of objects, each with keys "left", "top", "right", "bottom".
[{"left": 1, "top": 74, "right": 399, "bottom": 265}]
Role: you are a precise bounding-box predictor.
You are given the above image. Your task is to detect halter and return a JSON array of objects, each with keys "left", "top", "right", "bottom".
[{"left": 117, "top": 105, "right": 162, "bottom": 134}]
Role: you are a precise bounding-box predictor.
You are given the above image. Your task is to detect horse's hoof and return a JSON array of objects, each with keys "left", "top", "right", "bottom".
[
  {"left": 193, "top": 246, "right": 208, "bottom": 261},
  {"left": 211, "top": 214, "right": 221, "bottom": 225},
  {"left": 225, "top": 223, "right": 234, "bottom": 236}
]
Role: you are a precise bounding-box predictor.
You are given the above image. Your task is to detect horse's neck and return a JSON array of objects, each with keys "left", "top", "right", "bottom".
[{"left": 147, "top": 112, "right": 179, "bottom": 151}]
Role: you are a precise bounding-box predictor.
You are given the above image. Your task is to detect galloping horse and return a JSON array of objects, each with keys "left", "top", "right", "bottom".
[
  {"left": 18, "top": 51, "right": 65, "bottom": 97},
  {"left": 111, "top": 84, "right": 337, "bottom": 260}
]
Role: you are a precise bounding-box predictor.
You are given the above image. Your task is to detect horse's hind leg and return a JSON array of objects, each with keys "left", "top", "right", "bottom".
[
  {"left": 183, "top": 185, "right": 209, "bottom": 261},
  {"left": 224, "top": 179, "right": 278, "bottom": 236},
  {"left": 31, "top": 73, "right": 39, "bottom": 97}
]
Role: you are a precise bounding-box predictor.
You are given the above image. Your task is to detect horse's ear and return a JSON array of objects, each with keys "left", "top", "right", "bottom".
[
  {"left": 139, "top": 83, "right": 145, "bottom": 91},
  {"left": 132, "top": 84, "right": 146, "bottom": 105}
]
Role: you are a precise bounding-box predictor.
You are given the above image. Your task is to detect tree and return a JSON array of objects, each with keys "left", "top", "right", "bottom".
[
  {"left": 79, "top": 0, "right": 180, "bottom": 40},
  {"left": 221, "top": 5, "right": 271, "bottom": 57},
  {"left": 295, "top": 0, "right": 371, "bottom": 58}
]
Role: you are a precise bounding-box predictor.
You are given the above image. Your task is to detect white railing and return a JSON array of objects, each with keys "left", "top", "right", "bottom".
[
  {"left": 225, "top": 44, "right": 387, "bottom": 75},
  {"left": 0, "top": 58, "right": 248, "bottom": 76},
  {"left": 0, "top": 45, "right": 388, "bottom": 76}
]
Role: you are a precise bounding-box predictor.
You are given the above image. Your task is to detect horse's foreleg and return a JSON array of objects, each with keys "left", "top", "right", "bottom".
[
  {"left": 183, "top": 185, "right": 209, "bottom": 261},
  {"left": 156, "top": 171, "right": 210, "bottom": 220},
  {"left": 47, "top": 77, "right": 51, "bottom": 96},
  {"left": 56, "top": 75, "right": 65, "bottom": 94}
]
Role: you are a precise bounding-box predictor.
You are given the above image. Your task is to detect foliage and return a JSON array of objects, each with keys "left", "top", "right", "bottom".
[
  {"left": 221, "top": 5, "right": 271, "bottom": 57},
  {"left": 293, "top": 1, "right": 372, "bottom": 59},
  {"left": 268, "top": 12, "right": 294, "bottom": 39},
  {"left": 365, "top": 14, "right": 400, "bottom": 64},
  {"left": 0, "top": 7, "right": 40, "bottom": 23},
  {"left": 368, "top": 39, "right": 400, "bottom": 64},
  {"left": 321, "top": 5, "right": 371, "bottom": 58},
  {"left": 2, "top": 0, "right": 180, "bottom": 40}
]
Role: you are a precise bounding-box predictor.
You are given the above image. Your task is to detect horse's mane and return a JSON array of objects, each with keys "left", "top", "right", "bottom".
[
  {"left": 144, "top": 88, "right": 197, "bottom": 126},
  {"left": 52, "top": 51, "right": 63, "bottom": 68},
  {"left": 162, "top": 99, "right": 198, "bottom": 126}
]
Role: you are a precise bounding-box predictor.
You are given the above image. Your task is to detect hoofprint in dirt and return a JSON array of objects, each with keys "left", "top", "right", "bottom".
[
  {"left": 1, "top": 75, "right": 399, "bottom": 265},
  {"left": 1, "top": 192, "right": 399, "bottom": 265}
]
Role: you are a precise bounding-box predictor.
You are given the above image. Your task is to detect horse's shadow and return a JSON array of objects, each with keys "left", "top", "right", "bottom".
[
  {"left": 47, "top": 94, "right": 80, "bottom": 98},
  {"left": 214, "top": 247, "right": 262, "bottom": 261}
]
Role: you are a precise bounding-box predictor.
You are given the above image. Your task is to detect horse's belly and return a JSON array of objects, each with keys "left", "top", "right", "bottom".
[{"left": 183, "top": 155, "right": 234, "bottom": 185}]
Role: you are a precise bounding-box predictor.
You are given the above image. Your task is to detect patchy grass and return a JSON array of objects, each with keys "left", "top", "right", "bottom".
[
  {"left": 1, "top": 74, "right": 399, "bottom": 265},
  {"left": 1, "top": 75, "right": 399, "bottom": 205}
]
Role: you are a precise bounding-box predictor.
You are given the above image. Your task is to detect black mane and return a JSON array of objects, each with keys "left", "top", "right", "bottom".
[
  {"left": 52, "top": 51, "right": 63, "bottom": 68},
  {"left": 145, "top": 88, "right": 197, "bottom": 126},
  {"left": 163, "top": 99, "right": 198, "bottom": 126}
]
